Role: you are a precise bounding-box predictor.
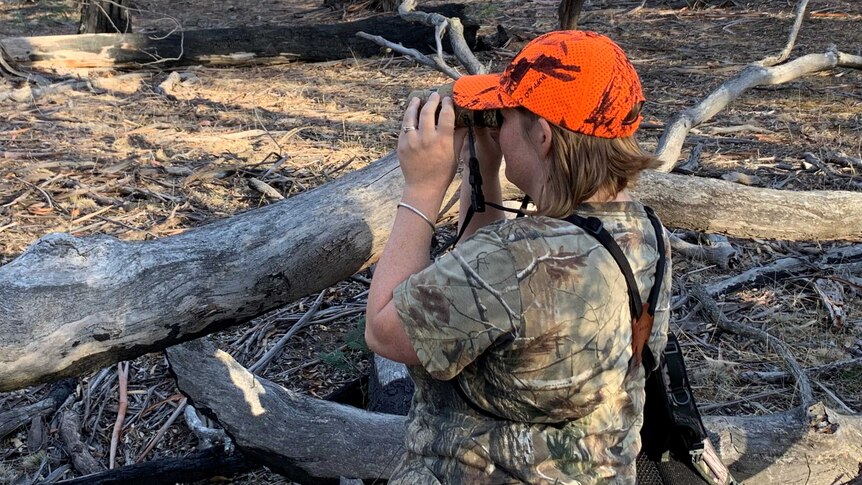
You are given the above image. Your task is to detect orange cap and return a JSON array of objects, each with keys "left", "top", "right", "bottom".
[{"left": 453, "top": 30, "right": 644, "bottom": 138}]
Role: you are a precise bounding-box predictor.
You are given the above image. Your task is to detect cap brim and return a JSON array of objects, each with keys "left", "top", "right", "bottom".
[{"left": 453, "top": 74, "right": 519, "bottom": 111}]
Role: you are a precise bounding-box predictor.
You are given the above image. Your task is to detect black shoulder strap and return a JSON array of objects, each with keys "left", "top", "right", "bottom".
[
  {"left": 565, "top": 213, "right": 644, "bottom": 322},
  {"left": 564, "top": 207, "right": 666, "bottom": 370}
]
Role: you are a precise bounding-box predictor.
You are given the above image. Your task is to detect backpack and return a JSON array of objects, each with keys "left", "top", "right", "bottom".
[{"left": 564, "top": 207, "right": 736, "bottom": 485}]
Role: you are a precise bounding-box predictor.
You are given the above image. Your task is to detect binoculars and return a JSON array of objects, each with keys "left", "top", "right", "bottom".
[{"left": 406, "top": 83, "right": 503, "bottom": 129}]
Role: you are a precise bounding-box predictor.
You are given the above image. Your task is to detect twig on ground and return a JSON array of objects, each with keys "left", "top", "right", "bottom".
[
  {"left": 739, "top": 357, "right": 862, "bottom": 384},
  {"left": 248, "top": 177, "right": 284, "bottom": 200},
  {"left": 802, "top": 152, "right": 840, "bottom": 176},
  {"left": 814, "top": 381, "right": 857, "bottom": 413},
  {"left": 184, "top": 405, "right": 229, "bottom": 450},
  {"left": 812, "top": 278, "right": 846, "bottom": 329},
  {"left": 0, "top": 378, "right": 76, "bottom": 440},
  {"left": 109, "top": 362, "right": 130, "bottom": 469},
  {"left": 60, "top": 405, "right": 105, "bottom": 475},
  {"left": 668, "top": 231, "right": 737, "bottom": 269},
  {"left": 249, "top": 290, "right": 327, "bottom": 373},
  {"left": 698, "top": 388, "right": 787, "bottom": 412},
  {"left": 397, "top": 0, "right": 485, "bottom": 75},
  {"left": 705, "top": 257, "right": 807, "bottom": 296},
  {"left": 134, "top": 397, "right": 188, "bottom": 463}
]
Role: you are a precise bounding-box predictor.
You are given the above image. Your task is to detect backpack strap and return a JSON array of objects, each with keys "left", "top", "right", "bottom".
[{"left": 564, "top": 206, "right": 666, "bottom": 369}]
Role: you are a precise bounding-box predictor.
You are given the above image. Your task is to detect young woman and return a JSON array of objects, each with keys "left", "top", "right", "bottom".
[{"left": 365, "top": 30, "right": 672, "bottom": 484}]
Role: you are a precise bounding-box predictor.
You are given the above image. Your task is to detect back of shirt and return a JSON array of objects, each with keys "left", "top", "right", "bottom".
[{"left": 392, "top": 201, "right": 672, "bottom": 485}]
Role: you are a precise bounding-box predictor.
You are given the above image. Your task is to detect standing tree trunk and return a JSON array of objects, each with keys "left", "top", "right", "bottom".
[
  {"left": 558, "top": 0, "right": 586, "bottom": 30},
  {"left": 78, "top": 0, "right": 133, "bottom": 34}
]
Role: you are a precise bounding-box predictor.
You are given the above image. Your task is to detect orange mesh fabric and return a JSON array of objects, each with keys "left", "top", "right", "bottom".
[{"left": 453, "top": 31, "right": 644, "bottom": 138}]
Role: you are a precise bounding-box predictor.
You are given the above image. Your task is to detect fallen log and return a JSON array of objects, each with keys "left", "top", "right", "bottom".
[
  {"left": 166, "top": 339, "right": 406, "bottom": 483},
  {"left": 0, "top": 5, "right": 478, "bottom": 70},
  {"left": 3, "top": 152, "right": 862, "bottom": 392},
  {"left": 167, "top": 337, "right": 862, "bottom": 484},
  {"left": 0, "top": 153, "right": 408, "bottom": 392},
  {"left": 629, "top": 171, "right": 862, "bottom": 241}
]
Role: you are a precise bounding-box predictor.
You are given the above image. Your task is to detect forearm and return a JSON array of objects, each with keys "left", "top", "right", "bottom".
[
  {"left": 365, "top": 188, "right": 443, "bottom": 364},
  {"left": 458, "top": 163, "right": 504, "bottom": 239}
]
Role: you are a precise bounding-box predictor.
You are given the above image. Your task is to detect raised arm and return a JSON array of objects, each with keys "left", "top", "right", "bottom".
[{"left": 365, "top": 92, "right": 458, "bottom": 365}]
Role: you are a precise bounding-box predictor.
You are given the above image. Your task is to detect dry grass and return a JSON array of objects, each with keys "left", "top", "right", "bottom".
[{"left": 1, "top": 0, "right": 861, "bottom": 483}]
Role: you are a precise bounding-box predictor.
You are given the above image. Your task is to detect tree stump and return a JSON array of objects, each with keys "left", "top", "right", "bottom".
[{"left": 78, "top": 0, "right": 133, "bottom": 34}]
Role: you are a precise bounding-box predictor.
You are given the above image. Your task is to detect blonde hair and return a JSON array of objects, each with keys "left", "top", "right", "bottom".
[{"left": 519, "top": 108, "right": 659, "bottom": 218}]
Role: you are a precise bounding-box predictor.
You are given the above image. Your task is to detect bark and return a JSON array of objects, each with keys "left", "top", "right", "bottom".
[
  {"left": 3, "top": 155, "right": 862, "bottom": 392},
  {"left": 166, "top": 339, "right": 406, "bottom": 482},
  {"left": 0, "top": 5, "right": 478, "bottom": 70},
  {"left": 167, "top": 338, "right": 862, "bottom": 484},
  {"left": 78, "top": 0, "right": 132, "bottom": 34}
]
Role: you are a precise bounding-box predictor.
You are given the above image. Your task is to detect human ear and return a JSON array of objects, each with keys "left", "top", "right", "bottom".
[{"left": 533, "top": 118, "right": 553, "bottom": 160}]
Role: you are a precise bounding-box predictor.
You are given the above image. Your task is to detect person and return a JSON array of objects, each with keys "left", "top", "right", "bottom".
[{"left": 365, "top": 30, "right": 672, "bottom": 484}]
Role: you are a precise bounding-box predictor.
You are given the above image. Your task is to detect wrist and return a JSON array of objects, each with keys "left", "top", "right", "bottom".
[{"left": 401, "top": 185, "right": 447, "bottom": 207}]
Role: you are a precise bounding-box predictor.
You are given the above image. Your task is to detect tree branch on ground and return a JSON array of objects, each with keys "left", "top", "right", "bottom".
[
  {"left": 690, "top": 285, "right": 814, "bottom": 408},
  {"left": 353, "top": 0, "right": 488, "bottom": 79},
  {"left": 654, "top": 48, "right": 862, "bottom": 171},
  {"left": 757, "top": 0, "right": 809, "bottom": 67}
]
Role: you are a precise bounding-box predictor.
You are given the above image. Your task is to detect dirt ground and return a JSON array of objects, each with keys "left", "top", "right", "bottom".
[{"left": 1, "top": 0, "right": 861, "bottom": 483}]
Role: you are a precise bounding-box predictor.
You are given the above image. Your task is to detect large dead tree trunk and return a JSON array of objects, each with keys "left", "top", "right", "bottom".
[
  {"left": 0, "top": 5, "right": 478, "bottom": 70},
  {"left": 0, "top": 153, "right": 403, "bottom": 392},
  {"left": 166, "top": 338, "right": 862, "bottom": 484},
  {"left": 2, "top": 153, "right": 862, "bottom": 392}
]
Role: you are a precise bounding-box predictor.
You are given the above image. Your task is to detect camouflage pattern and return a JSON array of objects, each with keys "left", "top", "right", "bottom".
[{"left": 390, "top": 202, "right": 672, "bottom": 484}]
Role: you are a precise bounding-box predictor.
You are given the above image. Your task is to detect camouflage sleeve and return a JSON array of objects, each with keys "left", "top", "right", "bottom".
[{"left": 393, "top": 227, "right": 523, "bottom": 381}]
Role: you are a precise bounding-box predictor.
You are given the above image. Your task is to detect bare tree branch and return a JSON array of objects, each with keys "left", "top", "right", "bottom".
[
  {"left": 654, "top": 49, "right": 862, "bottom": 171},
  {"left": 392, "top": 0, "right": 486, "bottom": 77},
  {"left": 356, "top": 32, "right": 462, "bottom": 79},
  {"left": 757, "top": 0, "right": 809, "bottom": 67}
]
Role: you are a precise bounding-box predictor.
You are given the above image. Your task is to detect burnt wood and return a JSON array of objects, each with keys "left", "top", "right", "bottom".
[{"left": 55, "top": 447, "right": 254, "bottom": 484}]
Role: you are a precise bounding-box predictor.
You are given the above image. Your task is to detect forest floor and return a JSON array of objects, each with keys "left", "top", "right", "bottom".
[{"left": 0, "top": 0, "right": 861, "bottom": 483}]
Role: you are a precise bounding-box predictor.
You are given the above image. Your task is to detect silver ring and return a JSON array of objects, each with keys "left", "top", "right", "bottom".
[{"left": 402, "top": 126, "right": 417, "bottom": 133}]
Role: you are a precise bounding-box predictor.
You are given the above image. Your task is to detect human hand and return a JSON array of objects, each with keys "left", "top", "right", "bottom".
[
  {"left": 397, "top": 92, "right": 457, "bottom": 198},
  {"left": 454, "top": 125, "right": 502, "bottom": 176}
]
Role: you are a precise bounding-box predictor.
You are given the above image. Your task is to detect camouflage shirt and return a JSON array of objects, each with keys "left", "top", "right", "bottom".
[{"left": 389, "top": 202, "right": 672, "bottom": 484}]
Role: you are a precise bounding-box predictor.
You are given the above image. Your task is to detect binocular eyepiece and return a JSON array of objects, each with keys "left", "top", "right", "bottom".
[{"left": 406, "top": 84, "right": 502, "bottom": 129}]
